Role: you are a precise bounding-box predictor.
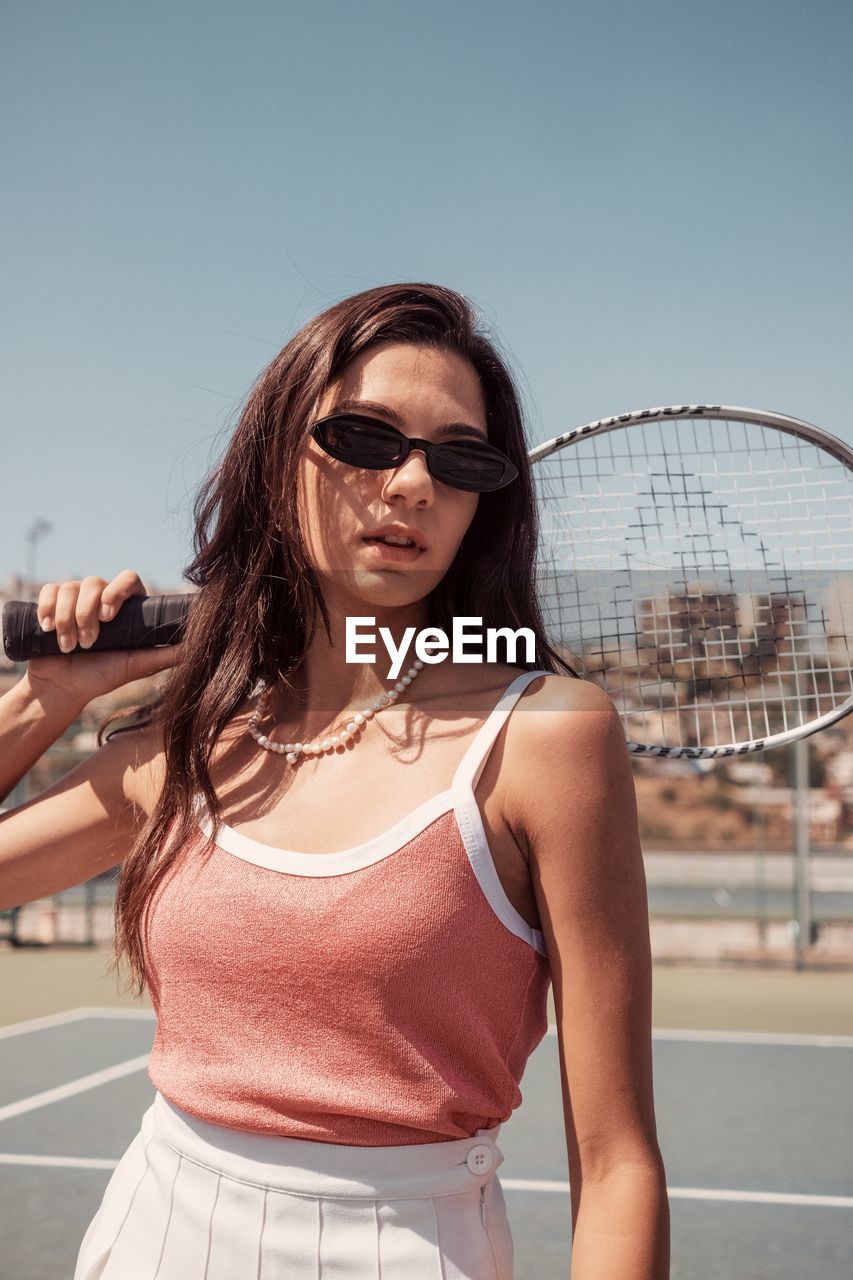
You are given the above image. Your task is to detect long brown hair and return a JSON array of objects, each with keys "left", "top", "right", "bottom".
[{"left": 99, "top": 282, "right": 579, "bottom": 997}]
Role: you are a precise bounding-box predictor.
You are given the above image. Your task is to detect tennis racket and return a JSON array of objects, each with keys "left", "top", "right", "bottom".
[
  {"left": 4, "top": 404, "right": 852, "bottom": 758},
  {"left": 531, "top": 404, "right": 853, "bottom": 757}
]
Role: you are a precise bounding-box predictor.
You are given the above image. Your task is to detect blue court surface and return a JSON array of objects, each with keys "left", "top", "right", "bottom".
[{"left": 0, "top": 1007, "right": 851, "bottom": 1279}]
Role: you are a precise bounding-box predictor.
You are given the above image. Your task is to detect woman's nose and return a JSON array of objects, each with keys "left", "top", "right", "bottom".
[{"left": 380, "top": 448, "right": 434, "bottom": 498}]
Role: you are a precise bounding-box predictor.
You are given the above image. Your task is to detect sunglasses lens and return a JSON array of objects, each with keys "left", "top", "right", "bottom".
[
  {"left": 318, "top": 417, "right": 403, "bottom": 466},
  {"left": 431, "top": 442, "right": 514, "bottom": 491}
]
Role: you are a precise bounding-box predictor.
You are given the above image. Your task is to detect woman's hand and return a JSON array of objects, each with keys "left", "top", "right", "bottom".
[{"left": 25, "top": 571, "right": 181, "bottom": 712}]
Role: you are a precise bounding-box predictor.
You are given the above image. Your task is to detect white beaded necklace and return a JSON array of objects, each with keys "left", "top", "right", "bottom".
[{"left": 247, "top": 660, "right": 425, "bottom": 764}]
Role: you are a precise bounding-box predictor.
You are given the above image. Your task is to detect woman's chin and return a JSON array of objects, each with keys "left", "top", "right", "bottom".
[
  {"left": 353, "top": 571, "right": 433, "bottom": 605},
  {"left": 312, "top": 566, "right": 431, "bottom": 607}
]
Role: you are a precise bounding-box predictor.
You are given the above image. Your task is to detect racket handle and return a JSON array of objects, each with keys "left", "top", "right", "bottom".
[{"left": 1, "top": 594, "right": 195, "bottom": 662}]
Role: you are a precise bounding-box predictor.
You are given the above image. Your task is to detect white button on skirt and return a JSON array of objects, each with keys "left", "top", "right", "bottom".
[{"left": 74, "top": 1092, "right": 514, "bottom": 1279}]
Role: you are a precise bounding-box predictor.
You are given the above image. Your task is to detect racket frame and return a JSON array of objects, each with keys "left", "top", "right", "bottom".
[{"left": 529, "top": 404, "right": 853, "bottom": 756}]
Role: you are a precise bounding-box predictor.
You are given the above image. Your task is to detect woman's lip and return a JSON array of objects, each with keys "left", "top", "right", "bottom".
[{"left": 361, "top": 538, "right": 424, "bottom": 561}]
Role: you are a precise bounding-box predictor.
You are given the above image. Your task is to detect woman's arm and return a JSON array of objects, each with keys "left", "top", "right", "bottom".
[
  {"left": 512, "top": 676, "right": 670, "bottom": 1279},
  {"left": 0, "top": 675, "right": 163, "bottom": 910},
  {"left": 0, "top": 573, "right": 177, "bottom": 908},
  {"left": 0, "top": 675, "right": 86, "bottom": 807}
]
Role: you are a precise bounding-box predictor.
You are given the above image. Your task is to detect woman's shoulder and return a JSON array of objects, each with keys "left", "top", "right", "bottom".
[
  {"left": 512, "top": 668, "right": 614, "bottom": 715},
  {"left": 492, "top": 671, "right": 619, "bottom": 861},
  {"left": 496, "top": 667, "right": 617, "bottom": 772},
  {"left": 502, "top": 670, "right": 620, "bottom": 791},
  {"left": 102, "top": 714, "right": 168, "bottom": 817}
]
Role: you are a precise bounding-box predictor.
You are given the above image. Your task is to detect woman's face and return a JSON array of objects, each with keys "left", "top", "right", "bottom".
[{"left": 296, "top": 341, "right": 486, "bottom": 617}]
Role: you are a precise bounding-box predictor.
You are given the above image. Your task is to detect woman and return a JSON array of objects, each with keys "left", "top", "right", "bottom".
[{"left": 0, "top": 283, "right": 669, "bottom": 1277}]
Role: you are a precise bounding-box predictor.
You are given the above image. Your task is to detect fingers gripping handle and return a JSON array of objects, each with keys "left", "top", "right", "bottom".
[{"left": 1, "top": 594, "right": 194, "bottom": 662}]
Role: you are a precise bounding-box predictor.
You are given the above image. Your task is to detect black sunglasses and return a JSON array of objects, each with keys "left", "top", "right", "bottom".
[{"left": 310, "top": 412, "right": 518, "bottom": 493}]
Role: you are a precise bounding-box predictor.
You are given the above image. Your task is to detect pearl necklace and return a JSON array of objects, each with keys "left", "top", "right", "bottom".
[{"left": 247, "top": 660, "right": 425, "bottom": 764}]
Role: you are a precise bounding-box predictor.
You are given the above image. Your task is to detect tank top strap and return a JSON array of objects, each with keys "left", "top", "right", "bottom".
[{"left": 451, "top": 668, "right": 550, "bottom": 798}]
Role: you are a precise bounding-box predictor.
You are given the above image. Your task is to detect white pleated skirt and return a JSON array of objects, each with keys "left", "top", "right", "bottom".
[{"left": 74, "top": 1092, "right": 513, "bottom": 1279}]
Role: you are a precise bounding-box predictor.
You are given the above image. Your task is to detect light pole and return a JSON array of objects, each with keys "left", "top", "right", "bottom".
[
  {"left": 24, "top": 517, "right": 53, "bottom": 599},
  {"left": 19, "top": 518, "right": 58, "bottom": 943},
  {"left": 10, "top": 519, "right": 54, "bottom": 818}
]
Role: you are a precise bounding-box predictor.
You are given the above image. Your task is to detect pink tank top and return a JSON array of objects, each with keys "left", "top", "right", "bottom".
[{"left": 142, "top": 669, "right": 553, "bottom": 1145}]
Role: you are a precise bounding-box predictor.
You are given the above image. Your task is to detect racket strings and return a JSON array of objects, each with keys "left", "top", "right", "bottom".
[{"left": 533, "top": 414, "right": 853, "bottom": 751}]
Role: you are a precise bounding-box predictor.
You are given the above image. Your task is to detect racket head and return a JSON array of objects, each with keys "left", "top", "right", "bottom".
[{"left": 530, "top": 405, "right": 853, "bottom": 757}]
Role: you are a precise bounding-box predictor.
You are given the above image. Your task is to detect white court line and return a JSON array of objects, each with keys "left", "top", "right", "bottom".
[
  {"left": 0, "top": 1006, "right": 155, "bottom": 1039},
  {"left": 78, "top": 1016, "right": 853, "bottom": 1046},
  {"left": 0, "top": 1153, "right": 118, "bottom": 1170},
  {"left": 651, "top": 1028, "right": 853, "bottom": 1048},
  {"left": 3, "top": 1010, "right": 848, "bottom": 1047},
  {"left": 0, "top": 1154, "right": 849, "bottom": 1209},
  {"left": 544, "top": 1027, "right": 853, "bottom": 1047},
  {"left": 74, "top": 1007, "right": 155, "bottom": 1021},
  {"left": 501, "top": 1179, "right": 853, "bottom": 1209},
  {"left": 0, "top": 1055, "right": 150, "bottom": 1123},
  {"left": 0, "top": 1008, "right": 96, "bottom": 1039}
]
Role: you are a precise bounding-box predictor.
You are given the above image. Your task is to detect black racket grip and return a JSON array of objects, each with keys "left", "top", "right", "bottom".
[{"left": 1, "top": 593, "right": 195, "bottom": 662}]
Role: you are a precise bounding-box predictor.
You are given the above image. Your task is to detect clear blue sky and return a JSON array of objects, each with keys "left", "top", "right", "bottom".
[{"left": 3, "top": 0, "right": 851, "bottom": 589}]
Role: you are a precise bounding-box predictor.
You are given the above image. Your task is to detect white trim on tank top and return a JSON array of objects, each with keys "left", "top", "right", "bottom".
[{"left": 194, "top": 668, "right": 551, "bottom": 956}]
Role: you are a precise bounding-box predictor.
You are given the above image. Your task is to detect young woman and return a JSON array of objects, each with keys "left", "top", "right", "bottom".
[{"left": 0, "top": 284, "right": 669, "bottom": 1278}]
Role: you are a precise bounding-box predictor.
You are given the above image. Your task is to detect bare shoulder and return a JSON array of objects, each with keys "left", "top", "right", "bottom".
[
  {"left": 112, "top": 690, "right": 262, "bottom": 818},
  {"left": 503, "top": 673, "right": 627, "bottom": 850},
  {"left": 516, "top": 671, "right": 615, "bottom": 717},
  {"left": 103, "top": 715, "right": 168, "bottom": 817},
  {"left": 510, "top": 672, "right": 620, "bottom": 755},
  {"left": 512, "top": 670, "right": 625, "bottom": 774}
]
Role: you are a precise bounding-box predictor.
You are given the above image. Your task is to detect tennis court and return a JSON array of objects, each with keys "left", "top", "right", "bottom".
[{"left": 0, "top": 951, "right": 850, "bottom": 1279}]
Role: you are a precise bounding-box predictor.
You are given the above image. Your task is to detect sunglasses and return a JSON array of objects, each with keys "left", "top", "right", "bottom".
[{"left": 310, "top": 412, "right": 519, "bottom": 493}]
